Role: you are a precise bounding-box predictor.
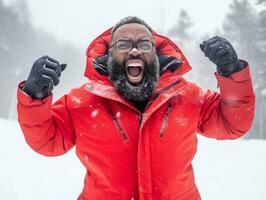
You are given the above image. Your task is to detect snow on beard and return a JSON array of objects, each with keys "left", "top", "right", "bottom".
[{"left": 107, "top": 53, "right": 160, "bottom": 102}]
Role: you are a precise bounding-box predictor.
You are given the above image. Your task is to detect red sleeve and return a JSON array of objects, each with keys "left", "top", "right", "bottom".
[
  {"left": 197, "top": 66, "right": 255, "bottom": 140},
  {"left": 17, "top": 82, "right": 76, "bottom": 156}
]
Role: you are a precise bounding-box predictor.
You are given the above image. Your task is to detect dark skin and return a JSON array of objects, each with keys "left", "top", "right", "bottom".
[
  {"left": 109, "top": 23, "right": 156, "bottom": 86},
  {"left": 108, "top": 23, "right": 159, "bottom": 112}
]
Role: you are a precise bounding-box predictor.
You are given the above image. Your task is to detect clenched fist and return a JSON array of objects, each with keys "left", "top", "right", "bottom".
[
  {"left": 23, "top": 56, "right": 67, "bottom": 99},
  {"left": 200, "top": 36, "right": 245, "bottom": 77}
]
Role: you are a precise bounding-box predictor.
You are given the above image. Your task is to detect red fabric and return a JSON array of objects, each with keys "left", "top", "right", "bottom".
[{"left": 17, "top": 29, "right": 255, "bottom": 200}]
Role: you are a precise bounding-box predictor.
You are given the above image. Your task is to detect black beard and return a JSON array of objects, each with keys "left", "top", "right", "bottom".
[{"left": 107, "top": 54, "right": 159, "bottom": 103}]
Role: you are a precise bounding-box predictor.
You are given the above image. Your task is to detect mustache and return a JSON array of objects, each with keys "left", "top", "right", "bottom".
[{"left": 122, "top": 55, "right": 146, "bottom": 67}]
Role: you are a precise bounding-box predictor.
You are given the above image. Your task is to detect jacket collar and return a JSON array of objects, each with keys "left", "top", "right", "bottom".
[{"left": 84, "top": 27, "right": 192, "bottom": 113}]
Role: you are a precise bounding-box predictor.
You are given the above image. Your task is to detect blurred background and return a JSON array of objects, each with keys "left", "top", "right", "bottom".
[
  {"left": 0, "top": 0, "right": 266, "bottom": 200},
  {"left": 1, "top": 0, "right": 265, "bottom": 139}
]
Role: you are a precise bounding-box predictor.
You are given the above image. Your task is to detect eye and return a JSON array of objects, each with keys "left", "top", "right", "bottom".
[
  {"left": 138, "top": 41, "right": 152, "bottom": 51},
  {"left": 116, "top": 41, "right": 131, "bottom": 50}
]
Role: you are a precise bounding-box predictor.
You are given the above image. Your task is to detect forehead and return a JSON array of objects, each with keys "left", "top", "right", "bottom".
[{"left": 111, "top": 23, "right": 153, "bottom": 41}]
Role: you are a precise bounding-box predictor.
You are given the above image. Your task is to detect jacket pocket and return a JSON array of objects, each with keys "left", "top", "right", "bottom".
[
  {"left": 107, "top": 108, "right": 129, "bottom": 142},
  {"left": 159, "top": 102, "right": 173, "bottom": 138}
]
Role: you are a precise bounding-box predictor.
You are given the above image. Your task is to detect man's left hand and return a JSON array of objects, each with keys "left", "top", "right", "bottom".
[{"left": 200, "top": 36, "right": 245, "bottom": 77}]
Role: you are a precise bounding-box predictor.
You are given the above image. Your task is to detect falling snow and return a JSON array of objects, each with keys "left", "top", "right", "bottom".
[
  {"left": 91, "top": 109, "right": 99, "bottom": 118},
  {"left": 116, "top": 112, "right": 121, "bottom": 118},
  {"left": 261, "top": 88, "right": 266, "bottom": 96}
]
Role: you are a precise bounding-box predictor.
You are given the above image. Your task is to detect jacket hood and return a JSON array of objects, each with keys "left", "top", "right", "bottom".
[{"left": 84, "top": 27, "right": 192, "bottom": 90}]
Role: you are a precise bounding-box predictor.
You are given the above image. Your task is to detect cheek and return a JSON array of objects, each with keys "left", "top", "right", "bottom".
[
  {"left": 112, "top": 51, "right": 125, "bottom": 65},
  {"left": 144, "top": 52, "right": 156, "bottom": 65}
]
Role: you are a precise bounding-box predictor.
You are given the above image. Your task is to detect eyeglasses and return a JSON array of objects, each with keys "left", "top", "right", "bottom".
[{"left": 109, "top": 39, "right": 154, "bottom": 53}]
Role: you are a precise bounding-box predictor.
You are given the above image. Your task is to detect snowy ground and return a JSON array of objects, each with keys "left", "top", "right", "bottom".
[{"left": 1, "top": 118, "right": 265, "bottom": 200}]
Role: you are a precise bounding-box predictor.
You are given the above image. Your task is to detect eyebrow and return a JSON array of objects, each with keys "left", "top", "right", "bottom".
[
  {"left": 115, "top": 38, "right": 152, "bottom": 42},
  {"left": 116, "top": 37, "right": 131, "bottom": 40},
  {"left": 138, "top": 37, "right": 151, "bottom": 40},
  {"left": 115, "top": 35, "right": 152, "bottom": 40}
]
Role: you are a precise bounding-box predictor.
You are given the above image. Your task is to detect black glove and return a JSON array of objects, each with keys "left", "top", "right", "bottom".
[
  {"left": 200, "top": 36, "right": 245, "bottom": 77},
  {"left": 23, "top": 56, "right": 67, "bottom": 99}
]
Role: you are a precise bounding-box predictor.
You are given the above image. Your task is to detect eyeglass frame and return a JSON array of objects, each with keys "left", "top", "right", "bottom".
[{"left": 109, "top": 39, "right": 155, "bottom": 53}]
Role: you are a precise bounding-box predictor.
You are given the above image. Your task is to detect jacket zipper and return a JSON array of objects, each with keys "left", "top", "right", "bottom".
[
  {"left": 159, "top": 103, "right": 173, "bottom": 138},
  {"left": 138, "top": 115, "right": 143, "bottom": 125},
  {"left": 107, "top": 108, "right": 129, "bottom": 142}
]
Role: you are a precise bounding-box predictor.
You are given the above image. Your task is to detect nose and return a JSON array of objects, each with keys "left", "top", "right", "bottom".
[{"left": 128, "top": 47, "right": 141, "bottom": 57}]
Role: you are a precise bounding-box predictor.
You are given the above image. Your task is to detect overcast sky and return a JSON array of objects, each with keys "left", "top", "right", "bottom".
[{"left": 4, "top": 0, "right": 256, "bottom": 49}]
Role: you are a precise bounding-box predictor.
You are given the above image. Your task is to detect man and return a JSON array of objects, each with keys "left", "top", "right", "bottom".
[{"left": 17, "top": 16, "right": 255, "bottom": 200}]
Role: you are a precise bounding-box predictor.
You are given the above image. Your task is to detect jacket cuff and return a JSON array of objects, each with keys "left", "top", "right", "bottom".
[
  {"left": 18, "top": 81, "right": 52, "bottom": 106},
  {"left": 215, "top": 64, "right": 251, "bottom": 82},
  {"left": 214, "top": 66, "right": 254, "bottom": 102},
  {"left": 17, "top": 81, "right": 54, "bottom": 125}
]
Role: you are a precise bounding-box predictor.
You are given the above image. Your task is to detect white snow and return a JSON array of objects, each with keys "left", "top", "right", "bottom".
[
  {"left": 0, "top": 118, "right": 84, "bottom": 200},
  {"left": 1, "top": 118, "right": 266, "bottom": 200},
  {"left": 91, "top": 109, "right": 99, "bottom": 118},
  {"left": 193, "top": 136, "right": 266, "bottom": 200},
  {"left": 116, "top": 112, "right": 121, "bottom": 118},
  {"left": 261, "top": 88, "right": 266, "bottom": 96}
]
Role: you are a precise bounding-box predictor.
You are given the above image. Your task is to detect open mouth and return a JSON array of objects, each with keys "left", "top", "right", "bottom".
[{"left": 125, "top": 59, "right": 144, "bottom": 85}]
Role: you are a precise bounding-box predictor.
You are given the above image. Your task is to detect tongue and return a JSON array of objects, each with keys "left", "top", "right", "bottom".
[{"left": 128, "top": 67, "right": 141, "bottom": 77}]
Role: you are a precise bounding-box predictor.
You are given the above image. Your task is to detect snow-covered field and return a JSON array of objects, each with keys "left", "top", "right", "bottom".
[{"left": 1, "top": 118, "right": 265, "bottom": 200}]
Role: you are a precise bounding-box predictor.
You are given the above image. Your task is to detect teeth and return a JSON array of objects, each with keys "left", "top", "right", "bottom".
[{"left": 128, "top": 63, "right": 141, "bottom": 67}]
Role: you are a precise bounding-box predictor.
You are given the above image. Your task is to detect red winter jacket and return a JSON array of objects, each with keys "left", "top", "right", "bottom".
[{"left": 17, "top": 28, "right": 255, "bottom": 200}]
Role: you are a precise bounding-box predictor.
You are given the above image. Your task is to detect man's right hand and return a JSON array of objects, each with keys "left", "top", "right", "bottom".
[{"left": 23, "top": 56, "right": 67, "bottom": 99}]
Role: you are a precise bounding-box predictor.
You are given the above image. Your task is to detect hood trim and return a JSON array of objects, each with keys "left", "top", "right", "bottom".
[{"left": 84, "top": 27, "right": 192, "bottom": 88}]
